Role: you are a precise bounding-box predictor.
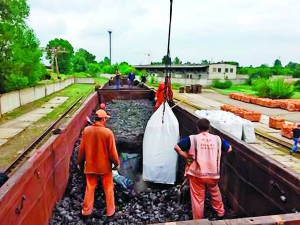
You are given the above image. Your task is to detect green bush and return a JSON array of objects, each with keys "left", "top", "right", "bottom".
[
  {"left": 245, "top": 74, "right": 261, "bottom": 86},
  {"left": 252, "top": 78, "right": 270, "bottom": 97},
  {"left": 252, "top": 78, "right": 295, "bottom": 99},
  {"left": 212, "top": 79, "right": 233, "bottom": 89},
  {"left": 5, "top": 75, "right": 29, "bottom": 91},
  {"left": 294, "top": 79, "right": 300, "bottom": 91},
  {"left": 87, "top": 63, "right": 101, "bottom": 76}
]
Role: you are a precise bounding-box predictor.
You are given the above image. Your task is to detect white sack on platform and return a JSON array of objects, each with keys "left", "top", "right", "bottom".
[
  {"left": 142, "top": 102, "right": 179, "bottom": 184},
  {"left": 195, "top": 109, "right": 256, "bottom": 143},
  {"left": 242, "top": 120, "right": 256, "bottom": 143}
]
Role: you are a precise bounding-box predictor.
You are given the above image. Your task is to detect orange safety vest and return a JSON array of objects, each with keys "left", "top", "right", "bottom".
[{"left": 185, "top": 132, "right": 221, "bottom": 179}]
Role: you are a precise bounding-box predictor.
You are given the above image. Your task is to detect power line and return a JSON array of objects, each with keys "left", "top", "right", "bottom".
[{"left": 42, "top": 47, "right": 69, "bottom": 74}]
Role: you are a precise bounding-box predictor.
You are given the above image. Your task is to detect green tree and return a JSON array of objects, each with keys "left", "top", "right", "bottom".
[
  {"left": 75, "top": 48, "right": 96, "bottom": 64},
  {"left": 0, "top": 0, "right": 45, "bottom": 93},
  {"left": 225, "top": 61, "right": 239, "bottom": 67},
  {"left": 73, "top": 48, "right": 96, "bottom": 72},
  {"left": 173, "top": 57, "right": 180, "bottom": 64},
  {"left": 73, "top": 56, "right": 88, "bottom": 72},
  {"left": 201, "top": 60, "right": 208, "bottom": 65},
  {"left": 46, "top": 38, "right": 74, "bottom": 74},
  {"left": 87, "top": 63, "right": 101, "bottom": 76},
  {"left": 238, "top": 67, "right": 249, "bottom": 75},
  {"left": 274, "top": 59, "right": 282, "bottom": 67},
  {"left": 286, "top": 61, "right": 297, "bottom": 70},
  {"left": 162, "top": 55, "right": 172, "bottom": 65},
  {"left": 11, "top": 25, "right": 45, "bottom": 85},
  {"left": 151, "top": 61, "right": 163, "bottom": 65},
  {"left": 286, "top": 62, "right": 300, "bottom": 78},
  {"left": 103, "top": 57, "right": 110, "bottom": 66}
]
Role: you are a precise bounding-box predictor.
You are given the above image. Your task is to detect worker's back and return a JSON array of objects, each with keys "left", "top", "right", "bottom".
[
  {"left": 187, "top": 132, "right": 222, "bottom": 179},
  {"left": 80, "top": 124, "right": 118, "bottom": 175}
]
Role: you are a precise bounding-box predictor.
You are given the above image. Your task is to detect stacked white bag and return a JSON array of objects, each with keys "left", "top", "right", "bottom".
[
  {"left": 143, "top": 102, "right": 180, "bottom": 184},
  {"left": 195, "top": 110, "right": 256, "bottom": 143}
]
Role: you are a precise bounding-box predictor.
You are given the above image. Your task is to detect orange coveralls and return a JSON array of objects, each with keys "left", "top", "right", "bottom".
[
  {"left": 78, "top": 122, "right": 120, "bottom": 216},
  {"left": 186, "top": 133, "right": 225, "bottom": 219},
  {"left": 154, "top": 82, "right": 173, "bottom": 111}
]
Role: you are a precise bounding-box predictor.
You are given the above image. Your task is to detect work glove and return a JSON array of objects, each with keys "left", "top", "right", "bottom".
[
  {"left": 112, "top": 164, "right": 120, "bottom": 170},
  {"left": 119, "top": 176, "right": 133, "bottom": 189}
]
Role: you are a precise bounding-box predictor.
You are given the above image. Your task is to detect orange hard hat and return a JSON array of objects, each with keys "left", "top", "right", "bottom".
[
  {"left": 95, "top": 109, "right": 110, "bottom": 118},
  {"left": 100, "top": 103, "right": 106, "bottom": 109}
]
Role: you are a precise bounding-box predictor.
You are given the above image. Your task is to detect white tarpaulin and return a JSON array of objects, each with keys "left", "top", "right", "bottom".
[
  {"left": 142, "top": 102, "right": 179, "bottom": 184},
  {"left": 195, "top": 110, "right": 256, "bottom": 143}
]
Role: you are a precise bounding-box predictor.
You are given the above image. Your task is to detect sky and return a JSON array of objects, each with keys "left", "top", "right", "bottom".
[{"left": 26, "top": 0, "right": 300, "bottom": 67}]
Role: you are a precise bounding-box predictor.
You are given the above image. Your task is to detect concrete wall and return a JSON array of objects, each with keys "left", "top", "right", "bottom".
[
  {"left": 54, "top": 82, "right": 60, "bottom": 92},
  {"left": 20, "top": 88, "right": 35, "bottom": 105},
  {"left": 34, "top": 85, "right": 46, "bottom": 100},
  {"left": 65, "top": 77, "right": 73, "bottom": 86},
  {"left": 233, "top": 79, "right": 247, "bottom": 85},
  {"left": 75, "top": 78, "right": 95, "bottom": 84},
  {"left": 99, "top": 74, "right": 114, "bottom": 79},
  {"left": 0, "top": 77, "right": 79, "bottom": 116},
  {"left": 0, "top": 91, "right": 20, "bottom": 114},
  {"left": 46, "top": 83, "right": 55, "bottom": 96},
  {"left": 59, "top": 81, "right": 66, "bottom": 90},
  {"left": 208, "top": 73, "right": 225, "bottom": 80},
  {"left": 156, "top": 76, "right": 246, "bottom": 86}
]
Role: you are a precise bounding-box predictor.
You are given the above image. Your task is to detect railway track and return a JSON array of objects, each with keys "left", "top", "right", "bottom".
[
  {"left": 4, "top": 94, "right": 88, "bottom": 176},
  {"left": 173, "top": 96, "right": 297, "bottom": 154}
]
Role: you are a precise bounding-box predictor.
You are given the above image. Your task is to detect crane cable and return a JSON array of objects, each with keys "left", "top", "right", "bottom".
[{"left": 162, "top": 0, "right": 174, "bottom": 124}]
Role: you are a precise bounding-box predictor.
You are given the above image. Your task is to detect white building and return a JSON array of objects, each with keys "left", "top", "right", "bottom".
[
  {"left": 208, "top": 63, "right": 237, "bottom": 80},
  {"left": 135, "top": 63, "right": 239, "bottom": 86}
]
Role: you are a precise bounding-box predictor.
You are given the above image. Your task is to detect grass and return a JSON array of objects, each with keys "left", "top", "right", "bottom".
[
  {"left": 39, "top": 72, "right": 109, "bottom": 86},
  {"left": 72, "top": 72, "right": 109, "bottom": 86},
  {"left": 0, "top": 84, "right": 94, "bottom": 124},
  {"left": 212, "top": 84, "right": 300, "bottom": 99},
  {"left": 39, "top": 84, "right": 94, "bottom": 123},
  {"left": 147, "top": 82, "right": 183, "bottom": 90},
  {"left": 94, "top": 76, "right": 108, "bottom": 85},
  {"left": 0, "top": 84, "right": 95, "bottom": 170},
  {"left": 212, "top": 84, "right": 256, "bottom": 96}
]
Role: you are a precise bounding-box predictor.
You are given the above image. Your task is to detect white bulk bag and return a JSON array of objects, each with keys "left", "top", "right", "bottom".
[
  {"left": 142, "top": 102, "right": 180, "bottom": 184},
  {"left": 195, "top": 109, "right": 255, "bottom": 142},
  {"left": 219, "top": 120, "right": 232, "bottom": 134},
  {"left": 230, "top": 120, "right": 243, "bottom": 140},
  {"left": 242, "top": 120, "right": 256, "bottom": 143}
]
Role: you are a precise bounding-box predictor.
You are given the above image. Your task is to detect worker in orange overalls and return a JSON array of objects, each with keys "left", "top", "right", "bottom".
[
  {"left": 78, "top": 109, "right": 120, "bottom": 218},
  {"left": 154, "top": 77, "right": 173, "bottom": 111},
  {"left": 174, "top": 118, "right": 232, "bottom": 219}
]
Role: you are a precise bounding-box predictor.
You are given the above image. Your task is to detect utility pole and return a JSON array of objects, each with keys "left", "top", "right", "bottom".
[
  {"left": 108, "top": 30, "right": 112, "bottom": 65},
  {"left": 43, "top": 47, "right": 69, "bottom": 74}
]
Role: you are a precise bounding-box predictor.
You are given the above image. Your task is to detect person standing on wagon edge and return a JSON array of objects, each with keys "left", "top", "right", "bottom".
[
  {"left": 78, "top": 109, "right": 120, "bottom": 218},
  {"left": 174, "top": 118, "right": 232, "bottom": 219}
]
